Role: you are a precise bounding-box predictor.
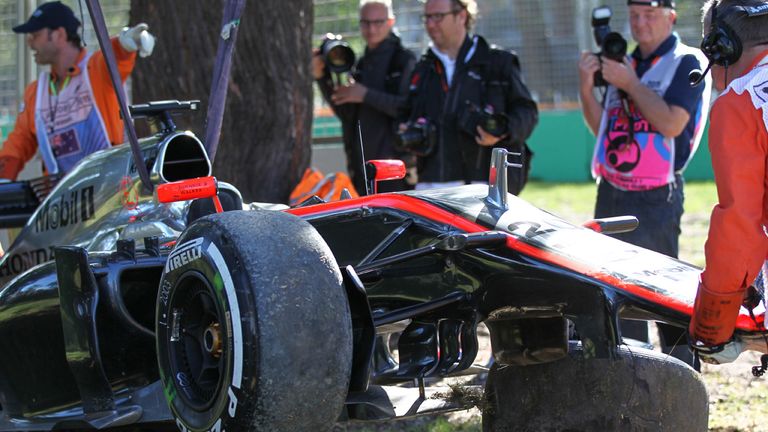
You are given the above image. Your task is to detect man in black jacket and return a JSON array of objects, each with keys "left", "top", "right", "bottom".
[
  {"left": 400, "top": 0, "right": 538, "bottom": 193},
  {"left": 313, "top": 0, "right": 416, "bottom": 194}
]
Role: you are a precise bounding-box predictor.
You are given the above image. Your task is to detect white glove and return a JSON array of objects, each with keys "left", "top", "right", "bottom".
[
  {"left": 692, "top": 337, "right": 746, "bottom": 365},
  {"left": 119, "top": 23, "right": 155, "bottom": 58}
]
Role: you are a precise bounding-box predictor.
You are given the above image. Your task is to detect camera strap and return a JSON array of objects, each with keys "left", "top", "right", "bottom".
[
  {"left": 619, "top": 91, "right": 635, "bottom": 152},
  {"left": 384, "top": 44, "right": 411, "bottom": 95}
]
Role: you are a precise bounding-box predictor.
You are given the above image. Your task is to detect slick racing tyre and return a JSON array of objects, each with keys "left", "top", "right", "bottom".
[
  {"left": 156, "top": 211, "right": 352, "bottom": 432},
  {"left": 482, "top": 342, "right": 707, "bottom": 432}
]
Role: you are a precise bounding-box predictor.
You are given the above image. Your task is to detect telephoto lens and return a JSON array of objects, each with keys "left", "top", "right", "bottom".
[{"left": 319, "top": 33, "right": 356, "bottom": 74}]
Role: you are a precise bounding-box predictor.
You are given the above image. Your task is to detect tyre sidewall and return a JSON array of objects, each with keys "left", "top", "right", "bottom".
[
  {"left": 157, "top": 221, "right": 253, "bottom": 432},
  {"left": 482, "top": 343, "right": 708, "bottom": 432}
]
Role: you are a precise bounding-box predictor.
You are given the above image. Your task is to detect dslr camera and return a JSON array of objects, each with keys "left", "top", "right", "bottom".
[
  {"left": 591, "top": 6, "right": 628, "bottom": 87},
  {"left": 394, "top": 118, "right": 437, "bottom": 157},
  {"left": 319, "top": 33, "right": 356, "bottom": 74},
  {"left": 458, "top": 102, "right": 509, "bottom": 138}
]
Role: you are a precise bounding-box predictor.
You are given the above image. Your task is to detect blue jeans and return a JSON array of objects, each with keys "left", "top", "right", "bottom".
[{"left": 594, "top": 174, "right": 684, "bottom": 258}]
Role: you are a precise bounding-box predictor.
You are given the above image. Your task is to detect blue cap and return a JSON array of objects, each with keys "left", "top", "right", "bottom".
[{"left": 13, "top": 1, "right": 81, "bottom": 34}]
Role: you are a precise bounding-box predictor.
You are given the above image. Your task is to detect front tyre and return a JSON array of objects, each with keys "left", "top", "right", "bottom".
[
  {"left": 483, "top": 342, "right": 708, "bottom": 431},
  {"left": 156, "top": 211, "right": 352, "bottom": 432}
]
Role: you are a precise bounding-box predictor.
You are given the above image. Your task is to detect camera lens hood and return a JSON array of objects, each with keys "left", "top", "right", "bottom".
[{"left": 320, "top": 36, "right": 356, "bottom": 74}]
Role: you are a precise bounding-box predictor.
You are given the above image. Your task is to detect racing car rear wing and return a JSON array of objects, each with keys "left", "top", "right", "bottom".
[{"left": 129, "top": 100, "right": 200, "bottom": 134}]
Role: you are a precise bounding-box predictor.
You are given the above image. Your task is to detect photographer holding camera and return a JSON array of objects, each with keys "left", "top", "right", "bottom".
[
  {"left": 578, "top": 0, "right": 712, "bottom": 365},
  {"left": 313, "top": 0, "right": 416, "bottom": 194},
  {"left": 398, "top": 0, "right": 538, "bottom": 193}
]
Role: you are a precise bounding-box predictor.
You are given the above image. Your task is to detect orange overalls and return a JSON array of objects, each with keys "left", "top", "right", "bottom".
[
  {"left": 0, "top": 37, "right": 136, "bottom": 180},
  {"left": 690, "top": 50, "right": 768, "bottom": 346}
]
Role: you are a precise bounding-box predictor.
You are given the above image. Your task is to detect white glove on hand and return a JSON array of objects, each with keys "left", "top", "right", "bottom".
[
  {"left": 692, "top": 337, "right": 746, "bottom": 365},
  {"left": 119, "top": 23, "right": 155, "bottom": 58}
]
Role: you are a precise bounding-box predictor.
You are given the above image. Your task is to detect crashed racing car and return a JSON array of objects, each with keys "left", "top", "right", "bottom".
[
  {"left": 1, "top": 99, "right": 766, "bottom": 432},
  {"left": 0, "top": 1, "right": 767, "bottom": 430}
]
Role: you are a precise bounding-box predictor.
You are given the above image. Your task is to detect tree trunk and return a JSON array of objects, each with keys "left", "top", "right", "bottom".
[{"left": 129, "top": 0, "right": 313, "bottom": 203}]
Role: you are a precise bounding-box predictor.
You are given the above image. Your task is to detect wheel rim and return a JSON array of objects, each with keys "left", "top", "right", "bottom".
[{"left": 167, "top": 271, "right": 226, "bottom": 411}]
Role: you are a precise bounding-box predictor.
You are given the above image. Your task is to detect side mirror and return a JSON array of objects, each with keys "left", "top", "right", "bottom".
[
  {"left": 364, "top": 159, "right": 406, "bottom": 195},
  {"left": 157, "top": 176, "right": 223, "bottom": 213},
  {"left": 582, "top": 216, "right": 638, "bottom": 235}
]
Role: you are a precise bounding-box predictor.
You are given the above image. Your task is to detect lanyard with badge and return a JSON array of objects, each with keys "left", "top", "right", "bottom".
[{"left": 47, "top": 74, "right": 70, "bottom": 134}]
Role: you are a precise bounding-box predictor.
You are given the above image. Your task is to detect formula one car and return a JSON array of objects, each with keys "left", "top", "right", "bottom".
[
  {"left": 1, "top": 100, "right": 766, "bottom": 432},
  {"left": 1, "top": 1, "right": 766, "bottom": 431}
]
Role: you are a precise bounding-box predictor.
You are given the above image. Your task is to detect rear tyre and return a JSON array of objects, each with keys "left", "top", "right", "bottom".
[
  {"left": 482, "top": 342, "right": 707, "bottom": 432},
  {"left": 156, "top": 211, "right": 352, "bottom": 432}
]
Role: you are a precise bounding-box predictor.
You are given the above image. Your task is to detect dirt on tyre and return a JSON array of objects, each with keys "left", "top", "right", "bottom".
[
  {"left": 156, "top": 211, "right": 352, "bottom": 432},
  {"left": 482, "top": 342, "right": 708, "bottom": 432}
]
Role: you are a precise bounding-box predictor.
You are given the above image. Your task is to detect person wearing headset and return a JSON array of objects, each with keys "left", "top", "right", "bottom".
[
  {"left": 0, "top": 1, "right": 155, "bottom": 181},
  {"left": 689, "top": 0, "right": 768, "bottom": 363},
  {"left": 578, "top": 0, "right": 712, "bottom": 367}
]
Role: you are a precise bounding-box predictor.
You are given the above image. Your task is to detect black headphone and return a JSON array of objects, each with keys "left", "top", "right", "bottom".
[
  {"left": 690, "top": 1, "right": 768, "bottom": 85},
  {"left": 701, "top": 1, "right": 743, "bottom": 67},
  {"left": 690, "top": 1, "right": 742, "bottom": 85}
]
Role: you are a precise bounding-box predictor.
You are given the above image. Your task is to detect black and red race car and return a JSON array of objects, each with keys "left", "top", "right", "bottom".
[
  {"left": 1, "top": 101, "right": 765, "bottom": 431},
  {"left": 0, "top": 1, "right": 766, "bottom": 431}
]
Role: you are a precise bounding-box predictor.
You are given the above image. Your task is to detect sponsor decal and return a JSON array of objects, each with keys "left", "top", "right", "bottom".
[
  {"left": 159, "top": 279, "right": 172, "bottom": 307},
  {"left": 171, "top": 241, "right": 242, "bottom": 432},
  {"left": 0, "top": 247, "right": 55, "bottom": 278},
  {"left": 605, "top": 135, "right": 641, "bottom": 173},
  {"left": 165, "top": 238, "right": 204, "bottom": 272},
  {"left": 754, "top": 79, "right": 768, "bottom": 104},
  {"left": 120, "top": 176, "right": 140, "bottom": 210},
  {"left": 507, "top": 221, "right": 557, "bottom": 239},
  {"left": 176, "top": 372, "right": 191, "bottom": 388},
  {"left": 606, "top": 105, "right": 656, "bottom": 135},
  {"left": 745, "top": 3, "right": 768, "bottom": 16},
  {"left": 162, "top": 372, "right": 176, "bottom": 402},
  {"left": 34, "top": 185, "right": 95, "bottom": 232},
  {"left": 497, "top": 206, "right": 700, "bottom": 300},
  {"left": 227, "top": 386, "right": 239, "bottom": 417},
  {"left": 208, "top": 242, "right": 243, "bottom": 388}
]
